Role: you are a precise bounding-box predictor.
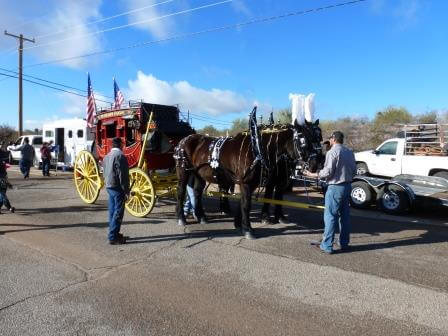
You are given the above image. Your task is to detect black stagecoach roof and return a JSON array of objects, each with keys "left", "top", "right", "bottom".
[{"left": 97, "top": 101, "right": 194, "bottom": 138}]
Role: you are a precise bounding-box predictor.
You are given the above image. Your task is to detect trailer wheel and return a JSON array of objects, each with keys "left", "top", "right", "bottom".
[
  {"left": 433, "top": 171, "right": 448, "bottom": 181},
  {"left": 350, "top": 181, "right": 374, "bottom": 209},
  {"left": 377, "top": 185, "right": 410, "bottom": 215},
  {"left": 356, "top": 162, "right": 369, "bottom": 176}
]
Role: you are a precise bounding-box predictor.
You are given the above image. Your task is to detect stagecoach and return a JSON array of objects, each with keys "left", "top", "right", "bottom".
[{"left": 73, "top": 102, "right": 195, "bottom": 217}]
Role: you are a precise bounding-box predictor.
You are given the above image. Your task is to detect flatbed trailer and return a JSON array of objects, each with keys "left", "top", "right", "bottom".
[{"left": 350, "top": 174, "right": 448, "bottom": 214}]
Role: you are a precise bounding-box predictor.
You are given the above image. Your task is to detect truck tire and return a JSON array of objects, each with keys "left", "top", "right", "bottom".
[
  {"left": 433, "top": 171, "right": 448, "bottom": 181},
  {"left": 377, "top": 185, "right": 410, "bottom": 215},
  {"left": 356, "top": 162, "right": 369, "bottom": 176},
  {"left": 350, "top": 181, "right": 374, "bottom": 209}
]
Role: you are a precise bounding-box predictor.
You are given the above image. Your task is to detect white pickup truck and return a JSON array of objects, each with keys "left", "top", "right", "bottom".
[
  {"left": 355, "top": 137, "right": 448, "bottom": 180},
  {"left": 7, "top": 135, "right": 43, "bottom": 167}
]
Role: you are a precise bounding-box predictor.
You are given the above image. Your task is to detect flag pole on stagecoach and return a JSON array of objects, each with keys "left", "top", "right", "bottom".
[
  {"left": 86, "top": 72, "right": 97, "bottom": 128},
  {"left": 86, "top": 73, "right": 97, "bottom": 155},
  {"left": 113, "top": 77, "right": 124, "bottom": 109}
]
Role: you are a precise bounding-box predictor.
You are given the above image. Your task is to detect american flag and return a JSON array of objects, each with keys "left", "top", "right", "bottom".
[
  {"left": 86, "top": 73, "right": 96, "bottom": 128},
  {"left": 114, "top": 78, "right": 124, "bottom": 109}
]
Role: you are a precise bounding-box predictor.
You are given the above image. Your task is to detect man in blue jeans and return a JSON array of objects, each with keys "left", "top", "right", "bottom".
[
  {"left": 305, "top": 131, "right": 356, "bottom": 254},
  {"left": 103, "top": 137, "right": 130, "bottom": 245}
]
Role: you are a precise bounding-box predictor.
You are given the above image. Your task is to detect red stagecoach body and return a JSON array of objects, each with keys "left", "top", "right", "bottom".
[{"left": 94, "top": 102, "right": 194, "bottom": 171}]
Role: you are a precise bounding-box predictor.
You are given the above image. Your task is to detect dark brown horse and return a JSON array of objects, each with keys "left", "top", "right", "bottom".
[
  {"left": 261, "top": 119, "right": 323, "bottom": 224},
  {"left": 174, "top": 120, "right": 322, "bottom": 239}
]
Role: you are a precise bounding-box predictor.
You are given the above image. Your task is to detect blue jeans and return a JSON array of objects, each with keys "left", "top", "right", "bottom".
[
  {"left": 0, "top": 190, "right": 12, "bottom": 210},
  {"left": 183, "top": 185, "right": 196, "bottom": 215},
  {"left": 321, "top": 183, "right": 351, "bottom": 252},
  {"left": 107, "top": 187, "right": 125, "bottom": 241},
  {"left": 42, "top": 158, "right": 51, "bottom": 176},
  {"left": 19, "top": 159, "right": 32, "bottom": 178}
]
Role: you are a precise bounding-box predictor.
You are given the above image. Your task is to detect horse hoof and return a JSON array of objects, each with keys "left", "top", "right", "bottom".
[
  {"left": 200, "top": 217, "right": 209, "bottom": 225},
  {"left": 244, "top": 231, "right": 256, "bottom": 240},
  {"left": 277, "top": 217, "right": 289, "bottom": 225},
  {"left": 177, "top": 219, "right": 186, "bottom": 227},
  {"left": 261, "top": 217, "right": 275, "bottom": 225}
]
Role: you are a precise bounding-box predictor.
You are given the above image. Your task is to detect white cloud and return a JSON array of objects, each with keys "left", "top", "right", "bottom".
[
  {"left": 231, "top": 0, "right": 252, "bottom": 17},
  {"left": 126, "top": 71, "right": 254, "bottom": 116},
  {"left": 370, "top": 0, "right": 422, "bottom": 27},
  {"left": 59, "top": 91, "right": 111, "bottom": 117},
  {"left": 0, "top": 0, "right": 104, "bottom": 68},
  {"left": 123, "top": 0, "right": 175, "bottom": 39}
]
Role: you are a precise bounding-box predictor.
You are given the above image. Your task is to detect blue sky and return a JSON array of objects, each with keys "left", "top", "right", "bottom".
[{"left": 0, "top": 0, "right": 447, "bottom": 130}]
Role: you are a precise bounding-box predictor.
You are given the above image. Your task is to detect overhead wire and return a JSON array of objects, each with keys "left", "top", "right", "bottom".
[
  {"left": 0, "top": 71, "right": 235, "bottom": 125},
  {"left": 0, "top": 67, "right": 114, "bottom": 99},
  {"left": 34, "top": 0, "right": 176, "bottom": 39},
  {"left": 0, "top": 72, "right": 113, "bottom": 105},
  {"left": 24, "top": 0, "right": 233, "bottom": 51},
  {"left": 24, "top": 0, "right": 367, "bottom": 68}
]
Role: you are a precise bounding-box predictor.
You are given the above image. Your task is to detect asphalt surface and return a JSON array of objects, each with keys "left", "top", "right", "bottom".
[{"left": 1, "top": 167, "right": 448, "bottom": 336}]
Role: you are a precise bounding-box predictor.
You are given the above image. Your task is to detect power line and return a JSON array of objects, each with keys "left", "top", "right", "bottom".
[
  {"left": 190, "top": 114, "right": 233, "bottom": 126},
  {"left": 0, "top": 71, "right": 235, "bottom": 125},
  {"left": 35, "top": 0, "right": 176, "bottom": 39},
  {"left": 0, "top": 67, "right": 114, "bottom": 99},
  {"left": 189, "top": 112, "right": 233, "bottom": 124},
  {"left": 0, "top": 72, "right": 113, "bottom": 105},
  {"left": 24, "top": 0, "right": 233, "bottom": 51},
  {"left": 24, "top": 0, "right": 367, "bottom": 68}
]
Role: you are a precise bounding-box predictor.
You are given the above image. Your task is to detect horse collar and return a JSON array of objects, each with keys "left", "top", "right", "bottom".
[{"left": 209, "top": 136, "right": 231, "bottom": 169}]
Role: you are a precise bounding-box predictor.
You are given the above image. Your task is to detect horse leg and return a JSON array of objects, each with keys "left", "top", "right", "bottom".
[
  {"left": 176, "top": 168, "right": 189, "bottom": 226},
  {"left": 261, "top": 181, "right": 274, "bottom": 225},
  {"left": 273, "top": 160, "right": 290, "bottom": 224},
  {"left": 240, "top": 183, "right": 256, "bottom": 240},
  {"left": 193, "top": 176, "right": 208, "bottom": 224},
  {"left": 234, "top": 202, "right": 242, "bottom": 231},
  {"left": 273, "top": 184, "right": 289, "bottom": 224},
  {"left": 219, "top": 184, "right": 232, "bottom": 215}
]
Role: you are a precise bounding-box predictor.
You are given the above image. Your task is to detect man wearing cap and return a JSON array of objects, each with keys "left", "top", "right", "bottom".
[
  {"left": 103, "top": 137, "right": 130, "bottom": 245},
  {"left": 305, "top": 131, "right": 356, "bottom": 254}
]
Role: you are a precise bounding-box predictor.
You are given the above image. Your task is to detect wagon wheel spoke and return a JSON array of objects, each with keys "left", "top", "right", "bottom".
[
  {"left": 74, "top": 151, "right": 102, "bottom": 204},
  {"left": 125, "top": 168, "right": 155, "bottom": 217}
]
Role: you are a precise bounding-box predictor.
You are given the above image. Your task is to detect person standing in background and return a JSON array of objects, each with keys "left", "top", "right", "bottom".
[
  {"left": 40, "top": 142, "right": 51, "bottom": 176},
  {"left": 18, "top": 138, "right": 34, "bottom": 179},
  {"left": 103, "top": 137, "right": 130, "bottom": 245}
]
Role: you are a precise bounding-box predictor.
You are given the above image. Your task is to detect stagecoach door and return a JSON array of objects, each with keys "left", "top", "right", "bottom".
[{"left": 55, "top": 128, "right": 65, "bottom": 164}]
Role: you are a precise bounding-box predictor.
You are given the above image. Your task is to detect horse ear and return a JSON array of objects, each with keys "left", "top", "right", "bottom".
[{"left": 314, "top": 119, "right": 319, "bottom": 126}]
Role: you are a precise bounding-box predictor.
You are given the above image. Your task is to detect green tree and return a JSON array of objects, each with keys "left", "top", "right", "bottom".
[
  {"left": 229, "top": 118, "right": 248, "bottom": 135},
  {"left": 371, "top": 106, "right": 412, "bottom": 145},
  {"left": 275, "top": 108, "right": 291, "bottom": 124},
  {"left": 414, "top": 111, "right": 438, "bottom": 124},
  {"left": 198, "top": 125, "right": 222, "bottom": 137},
  {"left": 0, "top": 124, "right": 17, "bottom": 149}
]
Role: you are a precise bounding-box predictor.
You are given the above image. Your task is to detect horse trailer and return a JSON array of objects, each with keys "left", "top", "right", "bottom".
[{"left": 42, "top": 119, "right": 94, "bottom": 169}]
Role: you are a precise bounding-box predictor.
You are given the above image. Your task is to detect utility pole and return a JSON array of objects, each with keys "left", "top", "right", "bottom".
[{"left": 4, "top": 30, "right": 35, "bottom": 136}]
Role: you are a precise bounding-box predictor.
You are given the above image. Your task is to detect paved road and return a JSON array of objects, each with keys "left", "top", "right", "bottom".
[{"left": 1, "top": 167, "right": 448, "bottom": 335}]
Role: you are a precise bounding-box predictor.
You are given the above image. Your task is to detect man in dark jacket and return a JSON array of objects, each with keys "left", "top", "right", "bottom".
[
  {"left": 18, "top": 138, "right": 35, "bottom": 179},
  {"left": 40, "top": 142, "right": 51, "bottom": 176},
  {"left": 103, "top": 137, "right": 130, "bottom": 245}
]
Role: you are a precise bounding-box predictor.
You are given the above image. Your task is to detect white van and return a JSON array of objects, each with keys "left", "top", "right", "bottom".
[{"left": 42, "top": 119, "right": 94, "bottom": 169}]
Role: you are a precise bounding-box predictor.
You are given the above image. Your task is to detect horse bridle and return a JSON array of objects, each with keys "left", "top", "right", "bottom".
[{"left": 292, "top": 126, "right": 322, "bottom": 170}]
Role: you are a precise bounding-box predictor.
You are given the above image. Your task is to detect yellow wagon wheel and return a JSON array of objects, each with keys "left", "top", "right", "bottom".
[
  {"left": 74, "top": 150, "right": 102, "bottom": 204},
  {"left": 126, "top": 168, "right": 156, "bottom": 217}
]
